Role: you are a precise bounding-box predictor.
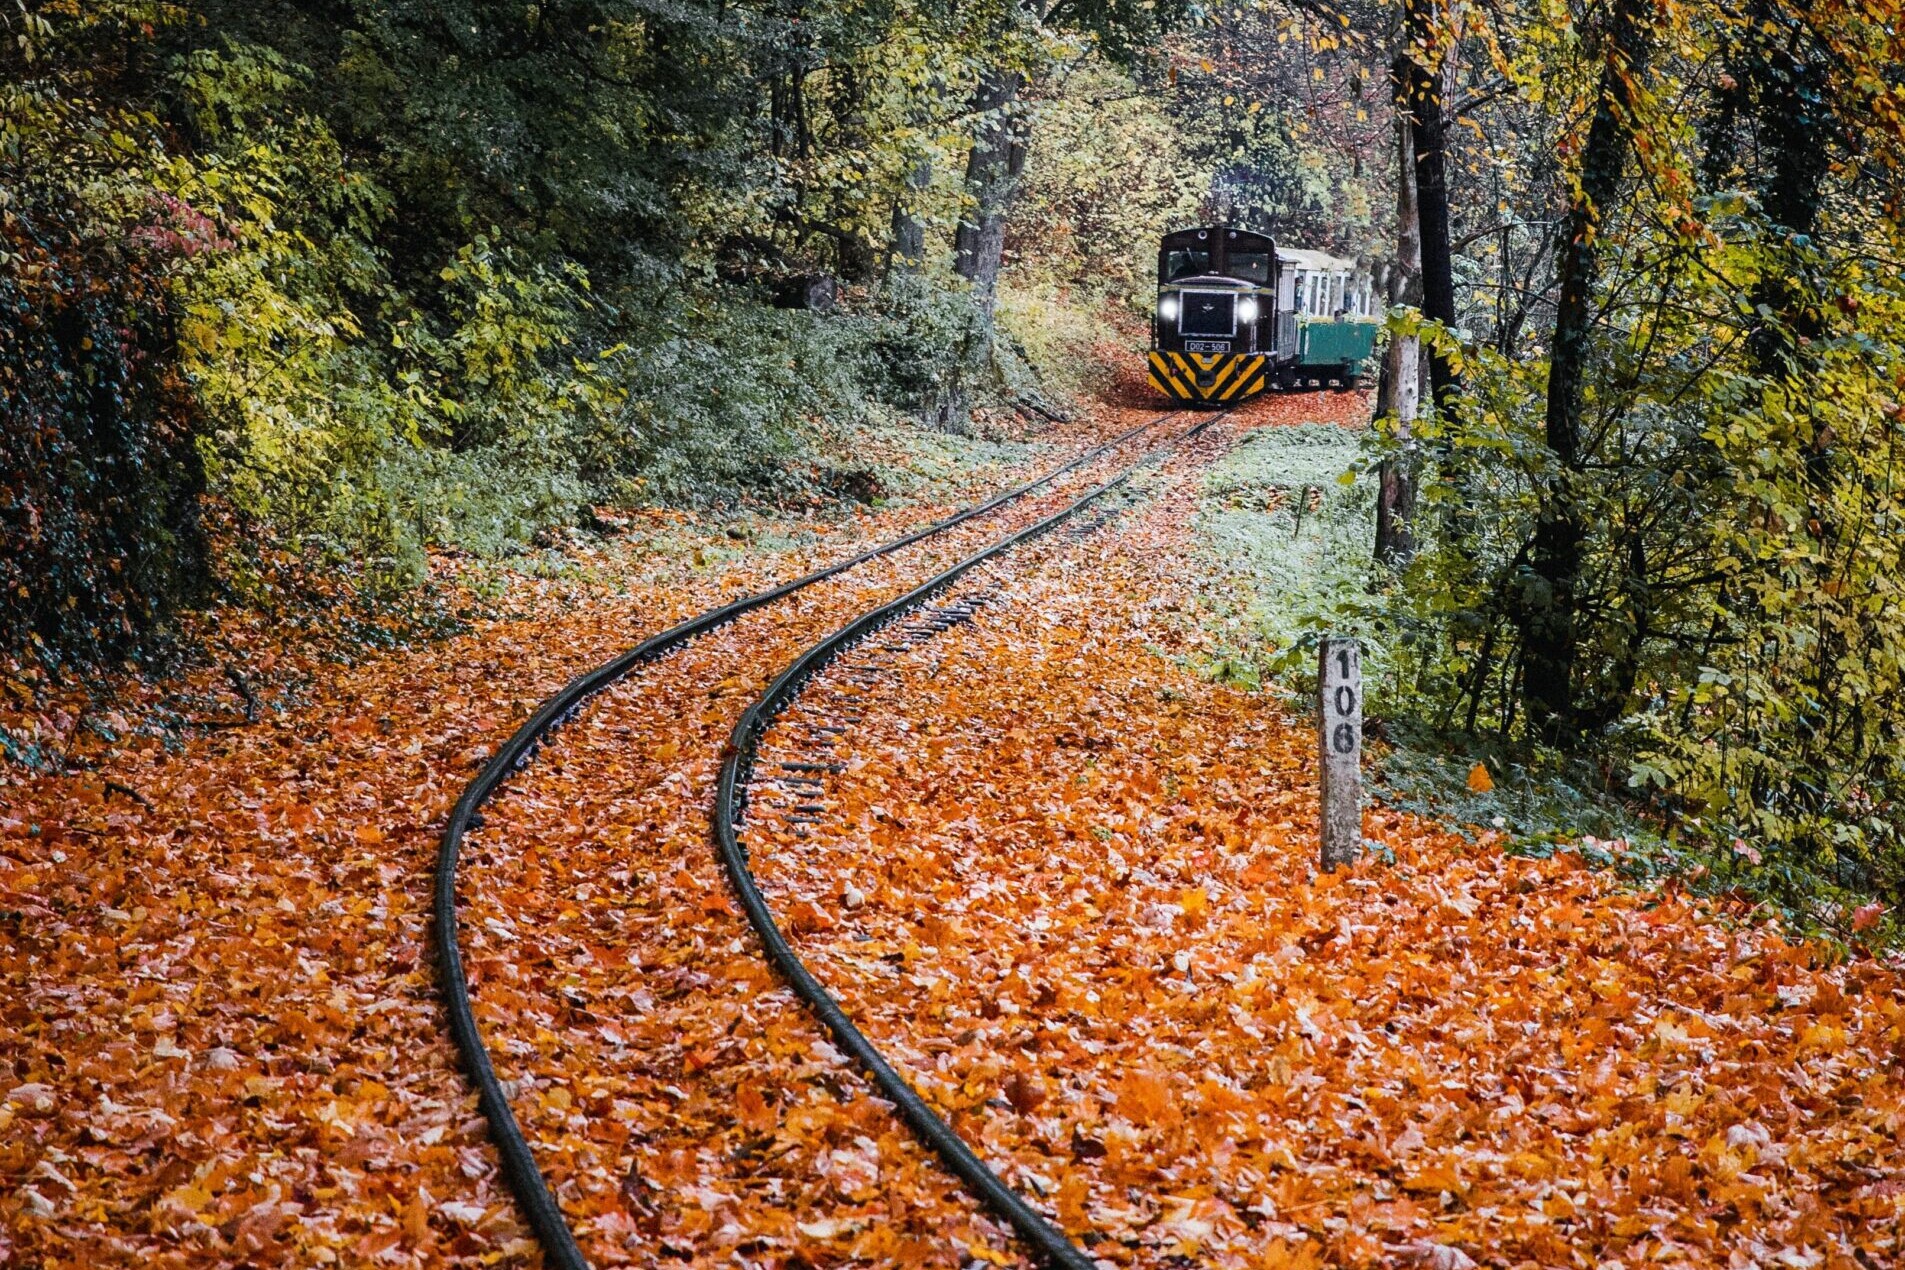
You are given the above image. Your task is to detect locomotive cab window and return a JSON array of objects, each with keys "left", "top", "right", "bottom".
[
  {"left": 1228, "top": 250, "right": 1272, "bottom": 285},
  {"left": 1164, "top": 248, "right": 1212, "bottom": 280}
]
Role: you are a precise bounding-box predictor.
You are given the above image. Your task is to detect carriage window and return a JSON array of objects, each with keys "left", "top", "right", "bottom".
[
  {"left": 1164, "top": 248, "right": 1211, "bottom": 280},
  {"left": 1229, "top": 250, "right": 1271, "bottom": 284}
]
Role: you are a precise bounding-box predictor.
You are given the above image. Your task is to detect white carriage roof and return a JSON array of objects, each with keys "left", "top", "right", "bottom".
[{"left": 1276, "top": 247, "right": 1360, "bottom": 273}]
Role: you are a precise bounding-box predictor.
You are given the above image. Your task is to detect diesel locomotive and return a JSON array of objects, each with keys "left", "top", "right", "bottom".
[{"left": 1146, "top": 224, "right": 1380, "bottom": 405}]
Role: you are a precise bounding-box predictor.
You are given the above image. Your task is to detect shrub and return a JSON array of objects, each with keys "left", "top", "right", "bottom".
[{"left": 0, "top": 203, "right": 208, "bottom": 667}]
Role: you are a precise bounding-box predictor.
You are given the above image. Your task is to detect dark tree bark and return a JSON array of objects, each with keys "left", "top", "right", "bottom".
[
  {"left": 887, "top": 153, "right": 931, "bottom": 276},
  {"left": 768, "top": 69, "right": 812, "bottom": 162},
  {"left": 952, "top": 67, "right": 1028, "bottom": 316},
  {"left": 1741, "top": 5, "right": 1832, "bottom": 377},
  {"left": 827, "top": 64, "right": 879, "bottom": 286},
  {"left": 1399, "top": 0, "right": 1458, "bottom": 414},
  {"left": 1376, "top": 96, "right": 1424, "bottom": 565},
  {"left": 1737, "top": 7, "right": 1839, "bottom": 786},
  {"left": 1519, "top": 0, "right": 1653, "bottom": 744}
]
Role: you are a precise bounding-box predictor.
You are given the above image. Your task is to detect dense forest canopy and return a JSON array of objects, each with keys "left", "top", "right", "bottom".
[{"left": 7, "top": 0, "right": 1905, "bottom": 922}]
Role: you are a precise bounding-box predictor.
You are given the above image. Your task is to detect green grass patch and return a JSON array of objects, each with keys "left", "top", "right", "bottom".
[
  {"left": 820, "top": 414, "right": 1047, "bottom": 511},
  {"left": 1194, "top": 422, "right": 1379, "bottom": 689}
]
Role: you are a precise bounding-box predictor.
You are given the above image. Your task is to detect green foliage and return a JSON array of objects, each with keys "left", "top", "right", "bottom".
[
  {"left": 996, "top": 282, "right": 1110, "bottom": 399},
  {"left": 0, "top": 0, "right": 1282, "bottom": 708},
  {"left": 2, "top": 4, "right": 211, "bottom": 664},
  {"left": 2, "top": 0, "right": 1211, "bottom": 648},
  {"left": 1182, "top": 410, "right": 1678, "bottom": 872},
  {"left": 1013, "top": 61, "right": 1212, "bottom": 310},
  {"left": 1165, "top": 11, "right": 1387, "bottom": 258},
  {"left": 0, "top": 203, "right": 207, "bottom": 665},
  {"left": 1638, "top": 255, "right": 1905, "bottom": 910},
  {"left": 862, "top": 276, "right": 996, "bottom": 420},
  {"left": 614, "top": 301, "right": 882, "bottom": 502},
  {"left": 1374, "top": 158, "right": 1905, "bottom": 920}
]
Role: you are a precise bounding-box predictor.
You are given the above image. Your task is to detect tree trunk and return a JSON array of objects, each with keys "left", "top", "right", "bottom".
[
  {"left": 952, "top": 67, "right": 1027, "bottom": 316},
  {"left": 1742, "top": 5, "right": 1831, "bottom": 378},
  {"left": 887, "top": 154, "right": 931, "bottom": 276},
  {"left": 1519, "top": 0, "right": 1652, "bottom": 745},
  {"left": 1399, "top": 0, "right": 1458, "bottom": 414},
  {"left": 1738, "top": 6, "right": 1836, "bottom": 791},
  {"left": 1376, "top": 105, "right": 1424, "bottom": 565},
  {"left": 828, "top": 65, "right": 879, "bottom": 286}
]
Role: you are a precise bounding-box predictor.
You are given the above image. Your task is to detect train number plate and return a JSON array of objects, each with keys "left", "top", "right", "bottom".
[{"left": 1183, "top": 340, "right": 1231, "bottom": 353}]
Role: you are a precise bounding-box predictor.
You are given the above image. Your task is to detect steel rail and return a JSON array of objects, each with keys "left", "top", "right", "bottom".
[
  {"left": 433, "top": 412, "right": 1184, "bottom": 1270},
  {"left": 710, "top": 412, "right": 1230, "bottom": 1270}
]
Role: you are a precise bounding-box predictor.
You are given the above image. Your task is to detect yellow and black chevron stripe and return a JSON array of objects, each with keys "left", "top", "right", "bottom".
[{"left": 1146, "top": 351, "right": 1270, "bottom": 405}]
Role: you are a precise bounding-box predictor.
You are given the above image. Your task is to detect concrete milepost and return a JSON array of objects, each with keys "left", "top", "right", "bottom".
[{"left": 1318, "top": 637, "right": 1363, "bottom": 870}]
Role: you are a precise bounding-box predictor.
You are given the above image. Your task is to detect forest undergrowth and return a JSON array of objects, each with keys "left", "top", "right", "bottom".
[
  {"left": 0, "top": 415, "right": 1058, "bottom": 772},
  {"left": 1189, "top": 414, "right": 1899, "bottom": 953}
]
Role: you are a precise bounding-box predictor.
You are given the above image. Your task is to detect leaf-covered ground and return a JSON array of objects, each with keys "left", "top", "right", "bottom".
[
  {"left": 448, "top": 410, "right": 1220, "bottom": 1264},
  {"left": 5, "top": 395, "right": 1902, "bottom": 1269},
  {"left": 0, "top": 410, "right": 1146, "bottom": 1267}
]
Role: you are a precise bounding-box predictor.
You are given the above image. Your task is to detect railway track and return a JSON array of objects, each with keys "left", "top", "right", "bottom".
[
  {"left": 712, "top": 447, "right": 1219, "bottom": 1269},
  {"left": 435, "top": 408, "right": 1230, "bottom": 1269}
]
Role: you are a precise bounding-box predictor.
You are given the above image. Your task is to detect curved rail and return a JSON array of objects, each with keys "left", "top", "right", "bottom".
[
  {"left": 710, "top": 412, "right": 1229, "bottom": 1269},
  {"left": 434, "top": 413, "right": 1181, "bottom": 1270}
]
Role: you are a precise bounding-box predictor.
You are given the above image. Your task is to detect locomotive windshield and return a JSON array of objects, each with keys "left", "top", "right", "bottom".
[
  {"left": 1229, "top": 250, "right": 1272, "bottom": 284},
  {"left": 1164, "top": 247, "right": 1212, "bottom": 280}
]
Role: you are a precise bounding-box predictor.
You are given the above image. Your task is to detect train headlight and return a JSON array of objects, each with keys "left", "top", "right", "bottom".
[
  {"left": 1237, "top": 296, "right": 1260, "bottom": 322},
  {"left": 1158, "top": 294, "right": 1179, "bottom": 321}
]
